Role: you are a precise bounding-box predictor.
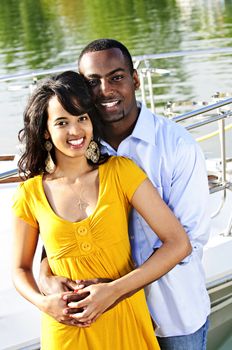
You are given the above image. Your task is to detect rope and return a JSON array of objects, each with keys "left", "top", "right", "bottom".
[{"left": 196, "top": 123, "right": 232, "bottom": 142}]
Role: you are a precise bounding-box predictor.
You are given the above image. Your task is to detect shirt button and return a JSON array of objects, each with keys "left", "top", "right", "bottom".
[
  {"left": 81, "top": 242, "right": 92, "bottom": 252},
  {"left": 77, "top": 226, "right": 88, "bottom": 236}
]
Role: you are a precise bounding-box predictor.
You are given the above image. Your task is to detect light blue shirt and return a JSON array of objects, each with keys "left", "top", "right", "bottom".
[{"left": 101, "top": 103, "right": 211, "bottom": 337}]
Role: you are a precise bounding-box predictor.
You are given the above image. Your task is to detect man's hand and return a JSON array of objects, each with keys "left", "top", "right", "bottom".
[
  {"left": 38, "top": 257, "right": 79, "bottom": 295},
  {"left": 39, "top": 275, "right": 79, "bottom": 295}
]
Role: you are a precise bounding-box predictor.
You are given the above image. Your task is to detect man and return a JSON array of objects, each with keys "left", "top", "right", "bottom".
[{"left": 40, "top": 39, "right": 211, "bottom": 349}]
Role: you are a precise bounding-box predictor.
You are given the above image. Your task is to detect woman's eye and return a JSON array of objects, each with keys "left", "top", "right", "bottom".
[
  {"left": 55, "top": 120, "right": 67, "bottom": 126},
  {"left": 78, "top": 114, "right": 89, "bottom": 122}
]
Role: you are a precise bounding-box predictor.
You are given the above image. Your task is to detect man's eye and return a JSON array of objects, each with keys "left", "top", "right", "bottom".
[
  {"left": 87, "top": 79, "right": 99, "bottom": 87},
  {"left": 112, "top": 75, "right": 123, "bottom": 81}
]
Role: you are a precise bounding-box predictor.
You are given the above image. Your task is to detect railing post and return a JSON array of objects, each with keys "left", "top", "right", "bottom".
[
  {"left": 139, "top": 71, "right": 146, "bottom": 107},
  {"left": 218, "top": 117, "right": 227, "bottom": 186},
  {"left": 221, "top": 113, "right": 232, "bottom": 236},
  {"left": 146, "top": 70, "right": 155, "bottom": 113}
]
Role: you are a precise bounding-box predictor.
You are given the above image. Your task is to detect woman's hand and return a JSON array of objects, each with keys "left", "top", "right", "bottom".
[
  {"left": 40, "top": 292, "right": 90, "bottom": 327},
  {"left": 67, "top": 282, "right": 118, "bottom": 323}
]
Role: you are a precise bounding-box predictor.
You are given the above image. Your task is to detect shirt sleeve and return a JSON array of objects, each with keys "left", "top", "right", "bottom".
[
  {"left": 170, "top": 139, "right": 211, "bottom": 256},
  {"left": 114, "top": 156, "right": 148, "bottom": 201},
  {"left": 12, "top": 182, "right": 39, "bottom": 228}
]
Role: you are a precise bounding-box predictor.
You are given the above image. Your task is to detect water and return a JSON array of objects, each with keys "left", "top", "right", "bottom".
[
  {"left": 0, "top": 0, "right": 232, "bottom": 154},
  {"left": 0, "top": 1, "right": 232, "bottom": 348}
]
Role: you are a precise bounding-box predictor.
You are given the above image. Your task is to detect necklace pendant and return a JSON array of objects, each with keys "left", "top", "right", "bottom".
[
  {"left": 77, "top": 198, "right": 87, "bottom": 211},
  {"left": 77, "top": 199, "right": 83, "bottom": 210}
]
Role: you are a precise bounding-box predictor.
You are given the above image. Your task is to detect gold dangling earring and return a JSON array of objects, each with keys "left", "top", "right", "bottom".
[
  {"left": 85, "top": 139, "right": 100, "bottom": 163},
  {"left": 44, "top": 140, "right": 56, "bottom": 173}
]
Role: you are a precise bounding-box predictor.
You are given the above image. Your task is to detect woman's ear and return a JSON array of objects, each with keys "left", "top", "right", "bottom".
[{"left": 44, "top": 130, "right": 50, "bottom": 140}]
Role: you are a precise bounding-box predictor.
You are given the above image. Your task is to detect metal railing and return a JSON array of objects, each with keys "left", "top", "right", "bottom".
[
  {"left": 173, "top": 97, "right": 232, "bottom": 236},
  {"left": 0, "top": 168, "right": 18, "bottom": 181}
]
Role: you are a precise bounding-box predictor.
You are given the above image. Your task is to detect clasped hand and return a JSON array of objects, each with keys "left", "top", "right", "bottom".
[
  {"left": 64, "top": 282, "right": 117, "bottom": 324},
  {"left": 40, "top": 275, "right": 115, "bottom": 326}
]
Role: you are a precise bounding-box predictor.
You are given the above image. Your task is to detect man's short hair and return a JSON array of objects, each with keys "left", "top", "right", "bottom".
[{"left": 78, "top": 38, "right": 134, "bottom": 74}]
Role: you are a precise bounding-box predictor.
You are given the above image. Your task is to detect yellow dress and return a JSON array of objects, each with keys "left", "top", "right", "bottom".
[{"left": 12, "top": 156, "right": 160, "bottom": 350}]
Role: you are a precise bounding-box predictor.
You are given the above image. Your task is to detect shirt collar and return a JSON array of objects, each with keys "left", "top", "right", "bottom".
[
  {"left": 100, "top": 102, "right": 157, "bottom": 149},
  {"left": 130, "top": 102, "right": 157, "bottom": 146}
]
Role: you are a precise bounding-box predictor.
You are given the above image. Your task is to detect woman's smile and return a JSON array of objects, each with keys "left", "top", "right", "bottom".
[{"left": 67, "top": 137, "right": 85, "bottom": 149}]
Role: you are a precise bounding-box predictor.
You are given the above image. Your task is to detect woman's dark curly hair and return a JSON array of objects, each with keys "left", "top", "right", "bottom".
[{"left": 18, "top": 70, "right": 106, "bottom": 179}]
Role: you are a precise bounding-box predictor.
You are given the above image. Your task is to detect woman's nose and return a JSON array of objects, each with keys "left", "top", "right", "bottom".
[{"left": 68, "top": 122, "right": 81, "bottom": 134}]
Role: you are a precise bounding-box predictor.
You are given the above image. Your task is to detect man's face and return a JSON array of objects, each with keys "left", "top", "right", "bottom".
[{"left": 79, "top": 48, "right": 140, "bottom": 125}]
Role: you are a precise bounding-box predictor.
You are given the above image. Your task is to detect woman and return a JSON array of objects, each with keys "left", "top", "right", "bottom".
[{"left": 12, "top": 71, "right": 191, "bottom": 349}]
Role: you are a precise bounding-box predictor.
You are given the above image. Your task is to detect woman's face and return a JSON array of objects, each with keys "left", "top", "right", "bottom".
[{"left": 46, "top": 95, "right": 93, "bottom": 162}]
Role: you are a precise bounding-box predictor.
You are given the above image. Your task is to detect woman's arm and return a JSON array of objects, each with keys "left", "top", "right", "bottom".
[
  {"left": 68, "top": 178, "right": 192, "bottom": 323},
  {"left": 12, "top": 215, "right": 42, "bottom": 305},
  {"left": 12, "top": 215, "right": 86, "bottom": 325}
]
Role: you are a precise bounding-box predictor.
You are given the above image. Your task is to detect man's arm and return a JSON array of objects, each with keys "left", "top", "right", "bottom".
[
  {"left": 39, "top": 257, "right": 79, "bottom": 295},
  {"left": 39, "top": 247, "right": 113, "bottom": 325},
  {"left": 38, "top": 247, "right": 78, "bottom": 295},
  {"left": 39, "top": 247, "right": 113, "bottom": 293},
  {"left": 169, "top": 140, "right": 210, "bottom": 255}
]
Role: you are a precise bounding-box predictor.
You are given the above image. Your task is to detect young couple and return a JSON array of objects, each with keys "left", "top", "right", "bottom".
[{"left": 12, "top": 39, "right": 210, "bottom": 350}]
